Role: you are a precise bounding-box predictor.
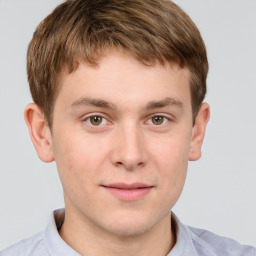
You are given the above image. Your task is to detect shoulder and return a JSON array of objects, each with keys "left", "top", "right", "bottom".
[
  {"left": 188, "top": 226, "right": 256, "bottom": 256},
  {"left": 171, "top": 213, "right": 255, "bottom": 256},
  {"left": 0, "top": 231, "right": 49, "bottom": 256}
]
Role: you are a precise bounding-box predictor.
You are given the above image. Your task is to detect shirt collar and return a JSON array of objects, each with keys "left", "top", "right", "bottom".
[
  {"left": 43, "top": 208, "right": 81, "bottom": 256},
  {"left": 168, "top": 213, "right": 199, "bottom": 256},
  {"left": 43, "top": 209, "right": 199, "bottom": 256}
]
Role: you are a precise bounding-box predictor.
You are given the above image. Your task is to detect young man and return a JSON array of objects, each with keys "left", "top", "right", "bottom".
[{"left": 1, "top": 0, "right": 255, "bottom": 255}]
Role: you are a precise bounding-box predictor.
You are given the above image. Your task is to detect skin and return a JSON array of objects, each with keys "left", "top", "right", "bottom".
[{"left": 25, "top": 49, "right": 209, "bottom": 256}]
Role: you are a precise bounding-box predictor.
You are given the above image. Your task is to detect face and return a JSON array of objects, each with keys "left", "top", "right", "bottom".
[{"left": 47, "top": 50, "right": 201, "bottom": 237}]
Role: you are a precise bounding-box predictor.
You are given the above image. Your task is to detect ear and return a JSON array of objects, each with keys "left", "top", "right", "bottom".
[
  {"left": 24, "top": 103, "right": 55, "bottom": 162},
  {"left": 189, "top": 102, "right": 210, "bottom": 161}
]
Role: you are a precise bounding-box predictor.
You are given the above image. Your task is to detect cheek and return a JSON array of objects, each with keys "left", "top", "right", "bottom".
[
  {"left": 153, "top": 133, "right": 191, "bottom": 166},
  {"left": 151, "top": 134, "right": 191, "bottom": 190},
  {"left": 155, "top": 141, "right": 189, "bottom": 210},
  {"left": 52, "top": 130, "right": 109, "bottom": 186},
  {"left": 52, "top": 133, "right": 88, "bottom": 187}
]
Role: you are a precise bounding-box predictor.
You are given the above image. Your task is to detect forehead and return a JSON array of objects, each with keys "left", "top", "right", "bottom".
[{"left": 56, "top": 50, "right": 192, "bottom": 111}]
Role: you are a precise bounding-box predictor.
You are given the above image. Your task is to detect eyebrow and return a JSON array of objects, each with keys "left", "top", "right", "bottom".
[
  {"left": 145, "top": 97, "right": 183, "bottom": 110},
  {"left": 70, "top": 97, "right": 183, "bottom": 111},
  {"left": 71, "top": 97, "right": 117, "bottom": 110}
]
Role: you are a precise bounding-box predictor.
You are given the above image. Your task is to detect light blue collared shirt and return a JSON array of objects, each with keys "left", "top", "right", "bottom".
[{"left": 1, "top": 209, "right": 255, "bottom": 256}]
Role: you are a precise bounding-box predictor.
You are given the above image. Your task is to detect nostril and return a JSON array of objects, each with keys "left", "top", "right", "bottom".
[
  {"left": 116, "top": 161, "right": 123, "bottom": 166},
  {"left": 114, "top": 161, "right": 144, "bottom": 169}
]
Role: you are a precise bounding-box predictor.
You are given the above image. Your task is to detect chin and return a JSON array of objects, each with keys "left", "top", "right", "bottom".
[
  {"left": 105, "top": 220, "right": 153, "bottom": 238},
  {"left": 100, "top": 210, "right": 168, "bottom": 238}
]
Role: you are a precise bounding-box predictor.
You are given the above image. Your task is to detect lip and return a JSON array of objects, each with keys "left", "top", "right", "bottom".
[{"left": 101, "top": 183, "right": 154, "bottom": 201}]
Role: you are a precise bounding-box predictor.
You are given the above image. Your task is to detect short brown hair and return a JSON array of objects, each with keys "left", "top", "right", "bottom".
[{"left": 27, "top": 0, "right": 208, "bottom": 128}]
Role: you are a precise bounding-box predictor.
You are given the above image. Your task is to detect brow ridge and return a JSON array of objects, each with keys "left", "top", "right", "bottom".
[
  {"left": 71, "top": 97, "right": 117, "bottom": 110},
  {"left": 71, "top": 97, "right": 183, "bottom": 111},
  {"left": 145, "top": 97, "right": 183, "bottom": 110}
]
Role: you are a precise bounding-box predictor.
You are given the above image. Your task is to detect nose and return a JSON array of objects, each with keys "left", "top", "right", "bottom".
[{"left": 109, "top": 123, "right": 148, "bottom": 171}]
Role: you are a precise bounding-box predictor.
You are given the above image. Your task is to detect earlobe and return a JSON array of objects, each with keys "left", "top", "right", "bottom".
[
  {"left": 189, "top": 102, "right": 210, "bottom": 161},
  {"left": 24, "top": 103, "right": 55, "bottom": 163}
]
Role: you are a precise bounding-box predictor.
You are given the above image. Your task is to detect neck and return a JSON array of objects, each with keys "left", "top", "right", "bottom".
[{"left": 59, "top": 209, "right": 175, "bottom": 256}]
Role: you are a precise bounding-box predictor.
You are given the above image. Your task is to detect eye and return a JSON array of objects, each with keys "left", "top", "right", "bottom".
[
  {"left": 148, "top": 115, "right": 169, "bottom": 125},
  {"left": 85, "top": 116, "right": 107, "bottom": 126}
]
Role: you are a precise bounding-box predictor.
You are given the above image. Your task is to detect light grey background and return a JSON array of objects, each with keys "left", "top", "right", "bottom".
[{"left": 0, "top": 0, "right": 255, "bottom": 249}]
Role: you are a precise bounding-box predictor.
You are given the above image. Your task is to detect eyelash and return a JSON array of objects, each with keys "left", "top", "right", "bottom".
[
  {"left": 83, "top": 114, "right": 172, "bottom": 127},
  {"left": 85, "top": 115, "right": 109, "bottom": 126},
  {"left": 146, "top": 115, "right": 170, "bottom": 126}
]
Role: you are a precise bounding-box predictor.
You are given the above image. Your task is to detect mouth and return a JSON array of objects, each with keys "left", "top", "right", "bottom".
[{"left": 101, "top": 183, "right": 154, "bottom": 201}]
